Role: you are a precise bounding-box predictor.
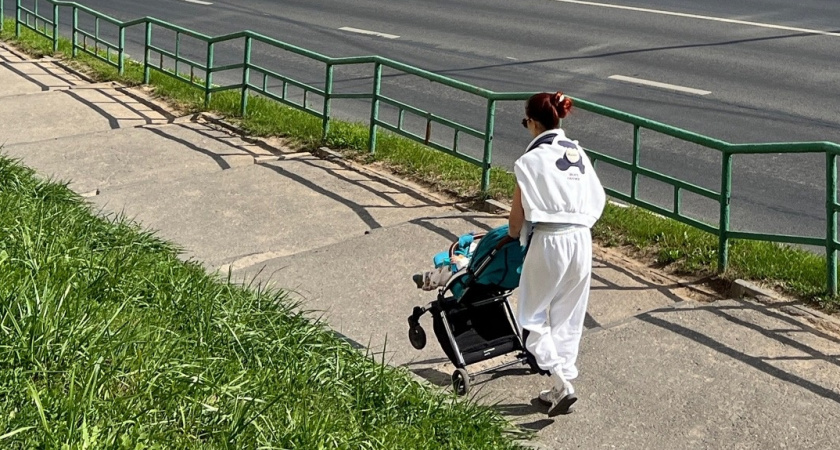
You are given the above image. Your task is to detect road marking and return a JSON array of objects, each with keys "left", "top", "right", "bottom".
[
  {"left": 554, "top": 0, "right": 840, "bottom": 37},
  {"left": 505, "top": 56, "right": 518, "bottom": 60},
  {"left": 609, "top": 75, "right": 711, "bottom": 95},
  {"left": 339, "top": 27, "right": 400, "bottom": 40},
  {"left": 184, "top": 0, "right": 213, "bottom": 5}
]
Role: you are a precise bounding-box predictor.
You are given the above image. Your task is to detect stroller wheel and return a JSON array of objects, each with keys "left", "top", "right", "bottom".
[
  {"left": 451, "top": 368, "right": 470, "bottom": 396},
  {"left": 408, "top": 323, "right": 426, "bottom": 350}
]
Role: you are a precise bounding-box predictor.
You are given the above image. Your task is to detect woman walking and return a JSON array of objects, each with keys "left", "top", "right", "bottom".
[{"left": 508, "top": 91, "right": 606, "bottom": 416}]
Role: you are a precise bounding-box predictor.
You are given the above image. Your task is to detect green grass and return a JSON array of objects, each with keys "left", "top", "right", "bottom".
[
  {"left": 0, "top": 154, "right": 525, "bottom": 447},
  {"left": 2, "top": 18, "right": 836, "bottom": 308},
  {"left": 593, "top": 205, "right": 830, "bottom": 305}
]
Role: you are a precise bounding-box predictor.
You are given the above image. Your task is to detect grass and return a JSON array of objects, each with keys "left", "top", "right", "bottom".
[
  {"left": 0, "top": 154, "right": 525, "bottom": 447},
  {"left": 593, "top": 205, "right": 830, "bottom": 304},
  {"left": 1, "top": 18, "right": 836, "bottom": 309}
]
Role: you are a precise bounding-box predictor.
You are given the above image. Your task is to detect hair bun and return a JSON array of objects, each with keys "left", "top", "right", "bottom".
[{"left": 552, "top": 91, "right": 573, "bottom": 118}]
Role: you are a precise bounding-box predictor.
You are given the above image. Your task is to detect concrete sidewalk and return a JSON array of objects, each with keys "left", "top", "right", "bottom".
[{"left": 2, "top": 43, "right": 839, "bottom": 449}]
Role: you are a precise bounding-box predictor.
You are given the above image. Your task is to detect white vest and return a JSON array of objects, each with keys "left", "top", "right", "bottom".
[{"left": 514, "top": 129, "right": 606, "bottom": 228}]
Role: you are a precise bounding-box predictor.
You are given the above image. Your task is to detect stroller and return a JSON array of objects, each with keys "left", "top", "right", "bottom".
[{"left": 407, "top": 225, "right": 543, "bottom": 395}]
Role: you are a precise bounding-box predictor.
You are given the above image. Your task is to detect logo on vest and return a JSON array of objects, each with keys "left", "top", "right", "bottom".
[{"left": 555, "top": 141, "right": 585, "bottom": 174}]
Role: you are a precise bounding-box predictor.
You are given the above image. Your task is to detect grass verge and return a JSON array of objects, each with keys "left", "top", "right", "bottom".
[
  {"left": 0, "top": 154, "right": 525, "bottom": 447},
  {"left": 1, "top": 20, "right": 835, "bottom": 309}
]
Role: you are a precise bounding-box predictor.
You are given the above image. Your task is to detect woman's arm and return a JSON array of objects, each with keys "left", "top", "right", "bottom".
[{"left": 508, "top": 184, "right": 525, "bottom": 238}]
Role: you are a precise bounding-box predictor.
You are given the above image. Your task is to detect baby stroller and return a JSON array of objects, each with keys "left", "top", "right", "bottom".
[{"left": 407, "top": 225, "right": 542, "bottom": 395}]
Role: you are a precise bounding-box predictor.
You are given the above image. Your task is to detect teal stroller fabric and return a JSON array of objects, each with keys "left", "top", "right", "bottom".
[
  {"left": 449, "top": 225, "right": 525, "bottom": 300},
  {"left": 471, "top": 225, "right": 524, "bottom": 289}
]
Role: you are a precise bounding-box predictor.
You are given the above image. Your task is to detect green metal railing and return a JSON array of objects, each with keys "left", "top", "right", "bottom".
[
  {"left": 496, "top": 92, "right": 840, "bottom": 294},
  {"left": 11, "top": 0, "right": 840, "bottom": 295},
  {"left": 15, "top": 0, "right": 58, "bottom": 52}
]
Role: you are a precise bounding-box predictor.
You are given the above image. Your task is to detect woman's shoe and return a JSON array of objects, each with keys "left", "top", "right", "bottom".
[
  {"left": 412, "top": 274, "right": 424, "bottom": 289},
  {"left": 538, "top": 385, "right": 577, "bottom": 416}
]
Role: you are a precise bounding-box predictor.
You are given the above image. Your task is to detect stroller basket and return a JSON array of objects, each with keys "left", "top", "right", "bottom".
[
  {"left": 432, "top": 291, "right": 520, "bottom": 365},
  {"left": 408, "top": 225, "right": 542, "bottom": 395}
]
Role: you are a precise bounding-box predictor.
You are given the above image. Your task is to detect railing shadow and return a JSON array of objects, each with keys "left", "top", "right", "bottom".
[
  {"left": 256, "top": 158, "right": 451, "bottom": 232},
  {"left": 591, "top": 258, "right": 687, "bottom": 304},
  {"left": 639, "top": 300, "right": 840, "bottom": 405},
  {"left": 58, "top": 86, "right": 174, "bottom": 128},
  {"left": 0, "top": 57, "right": 82, "bottom": 90}
]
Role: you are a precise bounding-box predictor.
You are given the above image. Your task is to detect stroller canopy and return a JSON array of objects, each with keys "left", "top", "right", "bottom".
[
  {"left": 448, "top": 225, "right": 524, "bottom": 301},
  {"left": 470, "top": 225, "right": 524, "bottom": 290}
]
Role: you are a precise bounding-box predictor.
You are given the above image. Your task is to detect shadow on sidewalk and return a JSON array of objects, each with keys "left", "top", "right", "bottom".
[
  {"left": 256, "top": 157, "right": 456, "bottom": 233},
  {"left": 1, "top": 59, "right": 83, "bottom": 90},
  {"left": 591, "top": 258, "right": 686, "bottom": 304},
  {"left": 402, "top": 252, "right": 840, "bottom": 429},
  {"left": 640, "top": 299, "right": 840, "bottom": 405},
  {"left": 59, "top": 86, "right": 176, "bottom": 128}
]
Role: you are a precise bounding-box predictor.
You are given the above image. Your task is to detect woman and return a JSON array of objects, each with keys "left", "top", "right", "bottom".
[{"left": 508, "top": 91, "right": 606, "bottom": 416}]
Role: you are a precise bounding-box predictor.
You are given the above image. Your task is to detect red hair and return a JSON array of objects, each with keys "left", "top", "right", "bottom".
[{"left": 525, "top": 91, "right": 573, "bottom": 130}]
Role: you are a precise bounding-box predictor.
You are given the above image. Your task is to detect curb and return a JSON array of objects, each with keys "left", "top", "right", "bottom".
[
  {"left": 198, "top": 112, "right": 295, "bottom": 158},
  {"left": 730, "top": 279, "right": 840, "bottom": 330}
]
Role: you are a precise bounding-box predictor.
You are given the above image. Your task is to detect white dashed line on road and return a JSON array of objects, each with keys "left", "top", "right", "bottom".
[
  {"left": 609, "top": 75, "right": 712, "bottom": 96},
  {"left": 184, "top": 0, "right": 213, "bottom": 5},
  {"left": 554, "top": 0, "right": 840, "bottom": 37},
  {"left": 339, "top": 27, "right": 400, "bottom": 40}
]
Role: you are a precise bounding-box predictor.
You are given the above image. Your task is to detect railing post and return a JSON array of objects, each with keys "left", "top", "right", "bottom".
[
  {"left": 117, "top": 25, "right": 125, "bottom": 75},
  {"left": 827, "top": 152, "right": 838, "bottom": 296},
  {"left": 322, "top": 63, "right": 334, "bottom": 141},
  {"left": 94, "top": 16, "right": 98, "bottom": 55},
  {"left": 718, "top": 151, "right": 733, "bottom": 273},
  {"left": 481, "top": 98, "right": 496, "bottom": 196},
  {"left": 143, "top": 21, "right": 151, "bottom": 84},
  {"left": 51, "top": 2, "right": 57, "bottom": 53},
  {"left": 368, "top": 62, "right": 382, "bottom": 154},
  {"left": 71, "top": 6, "right": 78, "bottom": 57},
  {"left": 15, "top": 0, "right": 21, "bottom": 37},
  {"left": 674, "top": 185, "right": 682, "bottom": 215},
  {"left": 204, "top": 41, "right": 214, "bottom": 107},
  {"left": 174, "top": 32, "right": 180, "bottom": 74},
  {"left": 240, "top": 35, "right": 251, "bottom": 116},
  {"left": 631, "top": 125, "right": 641, "bottom": 200}
]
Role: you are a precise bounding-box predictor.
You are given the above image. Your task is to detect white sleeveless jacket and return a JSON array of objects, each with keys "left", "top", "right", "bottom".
[{"left": 514, "top": 129, "right": 606, "bottom": 228}]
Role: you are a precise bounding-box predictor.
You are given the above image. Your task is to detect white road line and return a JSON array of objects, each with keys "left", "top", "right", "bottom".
[
  {"left": 184, "top": 0, "right": 213, "bottom": 5},
  {"left": 554, "top": 0, "right": 840, "bottom": 37},
  {"left": 609, "top": 75, "right": 711, "bottom": 95},
  {"left": 505, "top": 56, "right": 518, "bottom": 60},
  {"left": 339, "top": 27, "right": 400, "bottom": 40}
]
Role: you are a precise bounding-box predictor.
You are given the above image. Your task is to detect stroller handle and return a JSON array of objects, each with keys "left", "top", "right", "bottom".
[{"left": 493, "top": 234, "right": 517, "bottom": 251}]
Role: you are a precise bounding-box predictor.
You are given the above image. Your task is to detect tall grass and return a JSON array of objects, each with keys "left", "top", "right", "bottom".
[{"left": 0, "top": 155, "right": 523, "bottom": 447}]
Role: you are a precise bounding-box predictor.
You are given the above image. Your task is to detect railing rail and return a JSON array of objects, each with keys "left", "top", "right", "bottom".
[{"left": 11, "top": 0, "right": 840, "bottom": 295}]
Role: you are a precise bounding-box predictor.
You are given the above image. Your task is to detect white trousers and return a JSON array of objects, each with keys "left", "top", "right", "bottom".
[{"left": 517, "top": 226, "right": 592, "bottom": 381}]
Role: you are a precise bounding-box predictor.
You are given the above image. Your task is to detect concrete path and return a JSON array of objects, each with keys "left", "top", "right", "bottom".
[{"left": 2, "top": 43, "right": 839, "bottom": 449}]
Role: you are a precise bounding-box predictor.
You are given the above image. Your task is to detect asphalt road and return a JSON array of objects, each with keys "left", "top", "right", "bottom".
[{"left": 6, "top": 0, "right": 839, "bottom": 246}]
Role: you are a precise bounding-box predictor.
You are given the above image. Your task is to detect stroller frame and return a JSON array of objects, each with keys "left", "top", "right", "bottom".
[{"left": 407, "top": 233, "right": 541, "bottom": 395}]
